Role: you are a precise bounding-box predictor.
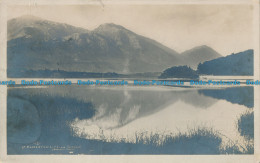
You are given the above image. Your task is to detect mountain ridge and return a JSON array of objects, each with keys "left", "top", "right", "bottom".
[{"left": 8, "top": 16, "right": 224, "bottom": 77}]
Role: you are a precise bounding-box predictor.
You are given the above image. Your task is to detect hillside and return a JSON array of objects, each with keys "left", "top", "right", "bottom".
[{"left": 197, "top": 50, "right": 253, "bottom": 76}]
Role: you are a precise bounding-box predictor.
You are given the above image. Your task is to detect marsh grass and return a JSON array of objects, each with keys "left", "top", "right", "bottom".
[
  {"left": 133, "top": 127, "right": 253, "bottom": 154},
  {"left": 237, "top": 110, "right": 254, "bottom": 140},
  {"left": 73, "top": 126, "right": 252, "bottom": 154},
  {"left": 235, "top": 110, "right": 254, "bottom": 154}
]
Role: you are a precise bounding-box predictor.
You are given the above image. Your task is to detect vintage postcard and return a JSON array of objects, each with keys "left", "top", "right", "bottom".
[{"left": 0, "top": 0, "right": 259, "bottom": 162}]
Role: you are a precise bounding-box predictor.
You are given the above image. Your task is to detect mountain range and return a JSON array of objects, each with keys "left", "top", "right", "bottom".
[{"left": 7, "top": 15, "right": 222, "bottom": 77}]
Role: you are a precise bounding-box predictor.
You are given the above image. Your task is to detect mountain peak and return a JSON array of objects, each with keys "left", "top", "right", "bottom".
[
  {"left": 97, "top": 23, "right": 126, "bottom": 29},
  {"left": 187, "top": 45, "right": 213, "bottom": 51},
  {"left": 8, "top": 15, "right": 89, "bottom": 41},
  {"left": 181, "top": 45, "right": 222, "bottom": 69},
  {"left": 94, "top": 23, "right": 131, "bottom": 34},
  {"left": 182, "top": 45, "right": 221, "bottom": 56}
]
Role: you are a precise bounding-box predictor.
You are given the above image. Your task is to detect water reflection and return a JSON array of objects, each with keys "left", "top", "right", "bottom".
[
  {"left": 7, "top": 86, "right": 254, "bottom": 154},
  {"left": 199, "top": 87, "right": 253, "bottom": 108}
]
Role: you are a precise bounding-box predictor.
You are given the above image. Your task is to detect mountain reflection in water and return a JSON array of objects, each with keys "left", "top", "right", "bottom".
[{"left": 7, "top": 86, "right": 254, "bottom": 154}]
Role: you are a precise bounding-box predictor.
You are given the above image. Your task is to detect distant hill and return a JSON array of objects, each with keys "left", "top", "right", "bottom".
[
  {"left": 181, "top": 45, "right": 222, "bottom": 69},
  {"left": 8, "top": 15, "right": 225, "bottom": 77},
  {"left": 197, "top": 49, "right": 253, "bottom": 76},
  {"left": 159, "top": 66, "right": 199, "bottom": 79}
]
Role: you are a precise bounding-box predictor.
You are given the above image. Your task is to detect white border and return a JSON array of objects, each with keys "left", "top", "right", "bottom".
[{"left": 0, "top": 0, "right": 259, "bottom": 163}]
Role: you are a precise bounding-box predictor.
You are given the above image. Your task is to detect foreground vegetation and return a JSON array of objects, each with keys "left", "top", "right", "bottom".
[{"left": 74, "top": 126, "right": 253, "bottom": 154}]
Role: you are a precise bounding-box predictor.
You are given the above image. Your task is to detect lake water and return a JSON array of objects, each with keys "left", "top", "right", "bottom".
[{"left": 7, "top": 85, "right": 254, "bottom": 154}]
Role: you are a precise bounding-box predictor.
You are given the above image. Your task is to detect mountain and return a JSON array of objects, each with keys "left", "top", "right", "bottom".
[
  {"left": 197, "top": 49, "right": 253, "bottom": 76},
  {"left": 8, "top": 15, "right": 88, "bottom": 41},
  {"left": 181, "top": 45, "right": 222, "bottom": 69},
  {"left": 7, "top": 16, "right": 223, "bottom": 77},
  {"left": 8, "top": 16, "right": 184, "bottom": 77}
]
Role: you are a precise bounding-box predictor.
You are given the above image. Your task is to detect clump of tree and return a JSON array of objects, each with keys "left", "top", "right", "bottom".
[{"left": 159, "top": 65, "right": 199, "bottom": 79}]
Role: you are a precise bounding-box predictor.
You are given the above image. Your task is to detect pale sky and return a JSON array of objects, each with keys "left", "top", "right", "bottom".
[{"left": 8, "top": 4, "right": 254, "bottom": 55}]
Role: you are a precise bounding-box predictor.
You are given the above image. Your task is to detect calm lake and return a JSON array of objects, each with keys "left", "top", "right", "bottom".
[{"left": 7, "top": 85, "right": 254, "bottom": 154}]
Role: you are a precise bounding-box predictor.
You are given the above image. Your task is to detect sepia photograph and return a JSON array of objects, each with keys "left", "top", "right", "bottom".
[{"left": 0, "top": 0, "right": 259, "bottom": 162}]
